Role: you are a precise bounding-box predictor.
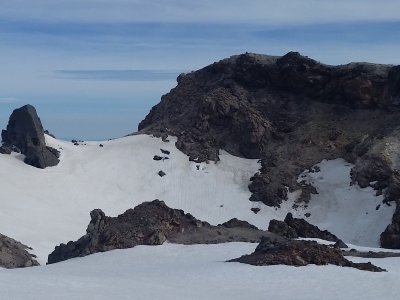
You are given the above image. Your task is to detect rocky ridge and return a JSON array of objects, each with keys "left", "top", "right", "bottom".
[
  {"left": 229, "top": 236, "right": 385, "bottom": 272},
  {"left": 47, "top": 200, "right": 275, "bottom": 264},
  {"left": 138, "top": 52, "right": 400, "bottom": 248},
  {"left": 268, "top": 212, "right": 338, "bottom": 242}
]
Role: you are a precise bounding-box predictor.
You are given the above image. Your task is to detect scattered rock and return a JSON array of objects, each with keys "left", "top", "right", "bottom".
[
  {"left": 229, "top": 236, "right": 385, "bottom": 272},
  {"left": 153, "top": 155, "right": 163, "bottom": 161},
  {"left": 1, "top": 105, "right": 59, "bottom": 168},
  {"left": 251, "top": 208, "right": 260, "bottom": 214},
  {"left": 99, "top": 144, "right": 103, "bottom": 147},
  {"left": 160, "top": 149, "right": 170, "bottom": 155},
  {"left": 158, "top": 170, "right": 166, "bottom": 177},
  {"left": 268, "top": 213, "right": 339, "bottom": 242}
]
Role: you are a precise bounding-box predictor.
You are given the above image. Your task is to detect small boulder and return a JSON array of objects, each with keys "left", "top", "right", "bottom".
[{"left": 333, "top": 239, "right": 349, "bottom": 249}]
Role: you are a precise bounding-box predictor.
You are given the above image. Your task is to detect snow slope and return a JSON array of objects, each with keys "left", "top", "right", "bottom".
[
  {"left": 1, "top": 242, "right": 400, "bottom": 300},
  {"left": 0, "top": 134, "right": 395, "bottom": 263}
]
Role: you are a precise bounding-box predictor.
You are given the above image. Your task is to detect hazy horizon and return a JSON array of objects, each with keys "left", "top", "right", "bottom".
[{"left": 1, "top": 1, "right": 400, "bottom": 141}]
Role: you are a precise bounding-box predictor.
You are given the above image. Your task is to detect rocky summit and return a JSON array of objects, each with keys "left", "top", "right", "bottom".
[
  {"left": 138, "top": 52, "right": 400, "bottom": 248},
  {"left": 1, "top": 105, "right": 59, "bottom": 169}
]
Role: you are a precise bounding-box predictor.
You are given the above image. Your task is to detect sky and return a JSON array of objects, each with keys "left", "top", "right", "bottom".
[{"left": 1, "top": 1, "right": 400, "bottom": 140}]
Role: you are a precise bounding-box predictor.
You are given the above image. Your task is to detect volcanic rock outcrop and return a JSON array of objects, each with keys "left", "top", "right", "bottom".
[
  {"left": 229, "top": 236, "right": 385, "bottom": 272},
  {"left": 138, "top": 51, "right": 400, "bottom": 247},
  {"left": 0, "top": 233, "right": 39, "bottom": 269},
  {"left": 268, "top": 213, "right": 338, "bottom": 242},
  {"left": 47, "top": 200, "right": 273, "bottom": 264},
  {"left": 1, "top": 104, "right": 59, "bottom": 168}
]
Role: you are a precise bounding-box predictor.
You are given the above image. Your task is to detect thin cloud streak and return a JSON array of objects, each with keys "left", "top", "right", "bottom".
[
  {"left": 0, "top": 97, "right": 19, "bottom": 103},
  {"left": 1, "top": 0, "right": 400, "bottom": 25},
  {"left": 55, "top": 70, "right": 185, "bottom": 81}
]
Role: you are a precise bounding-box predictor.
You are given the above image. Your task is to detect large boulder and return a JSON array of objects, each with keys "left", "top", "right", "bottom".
[{"left": 1, "top": 104, "right": 59, "bottom": 168}]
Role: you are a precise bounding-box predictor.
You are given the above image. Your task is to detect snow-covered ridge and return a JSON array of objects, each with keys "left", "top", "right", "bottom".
[{"left": 0, "top": 134, "right": 395, "bottom": 264}]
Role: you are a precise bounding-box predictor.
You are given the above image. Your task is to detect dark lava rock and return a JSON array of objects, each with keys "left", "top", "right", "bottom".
[
  {"left": 47, "top": 200, "right": 270, "bottom": 264},
  {"left": 44, "top": 130, "right": 56, "bottom": 139},
  {"left": 137, "top": 51, "right": 400, "bottom": 211},
  {"left": 158, "top": 170, "right": 166, "bottom": 177},
  {"left": 1, "top": 105, "right": 59, "bottom": 168},
  {"left": 0, "top": 145, "right": 12, "bottom": 154},
  {"left": 334, "top": 239, "right": 349, "bottom": 249},
  {"left": 47, "top": 200, "right": 182, "bottom": 264},
  {"left": 153, "top": 155, "right": 163, "bottom": 161},
  {"left": 229, "top": 236, "right": 385, "bottom": 272},
  {"left": 0, "top": 233, "right": 39, "bottom": 269},
  {"left": 268, "top": 213, "right": 339, "bottom": 242},
  {"left": 160, "top": 149, "right": 170, "bottom": 155},
  {"left": 343, "top": 249, "right": 400, "bottom": 258},
  {"left": 381, "top": 206, "right": 400, "bottom": 248},
  {"left": 221, "top": 218, "right": 258, "bottom": 230}
]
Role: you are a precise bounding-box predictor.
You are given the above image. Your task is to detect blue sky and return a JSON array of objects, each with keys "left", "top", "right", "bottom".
[{"left": 1, "top": 1, "right": 400, "bottom": 140}]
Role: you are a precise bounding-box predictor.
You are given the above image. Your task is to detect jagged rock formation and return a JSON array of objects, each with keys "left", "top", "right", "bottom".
[
  {"left": 229, "top": 236, "right": 384, "bottom": 272},
  {"left": 47, "top": 200, "right": 273, "bottom": 264},
  {"left": 1, "top": 104, "right": 59, "bottom": 168},
  {"left": 268, "top": 213, "right": 338, "bottom": 242},
  {"left": 138, "top": 52, "right": 400, "bottom": 247},
  {"left": 0, "top": 233, "right": 39, "bottom": 269}
]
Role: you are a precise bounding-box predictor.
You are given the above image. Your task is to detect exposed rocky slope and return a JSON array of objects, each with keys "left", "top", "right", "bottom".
[
  {"left": 1, "top": 104, "right": 59, "bottom": 168},
  {"left": 48, "top": 200, "right": 275, "bottom": 264},
  {"left": 268, "top": 213, "right": 338, "bottom": 241},
  {"left": 0, "top": 233, "right": 39, "bottom": 269},
  {"left": 229, "top": 236, "right": 384, "bottom": 272},
  {"left": 138, "top": 52, "right": 400, "bottom": 248}
]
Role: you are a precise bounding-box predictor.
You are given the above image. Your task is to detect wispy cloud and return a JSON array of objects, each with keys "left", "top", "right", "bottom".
[
  {"left": 55, "top": 70, "right": 184, "bottom": 81},
  {"left": 1, "top": 0, "right": 400, "bottom": 25},
  {"left": 0, "top": 97, "right": 19, "bottom": 103}
]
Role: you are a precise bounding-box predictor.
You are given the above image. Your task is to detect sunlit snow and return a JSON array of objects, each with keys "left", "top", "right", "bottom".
[
  {"left": 0, "top": 134, "right": 395, "bottom": 264},
  {"left": 1, "top": 242, "right": 400, "bottom": 300}
]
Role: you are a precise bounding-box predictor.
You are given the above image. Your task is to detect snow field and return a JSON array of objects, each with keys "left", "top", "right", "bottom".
[
  {"left": 1, "top": 242, "right": 399, "bottom": 300},
  {"left": 0, "top": 134, "right": 395, "bottom": 263}
]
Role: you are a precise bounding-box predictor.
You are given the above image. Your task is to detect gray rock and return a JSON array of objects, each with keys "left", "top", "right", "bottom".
[
  {"left": 0, "top": 233, "right": 39, "bottom": 269},
  {"left": 1, "top": 105, "right": 59, "bottom": 168}
]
